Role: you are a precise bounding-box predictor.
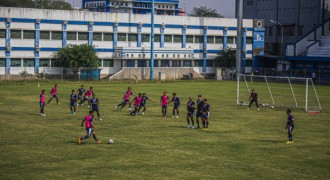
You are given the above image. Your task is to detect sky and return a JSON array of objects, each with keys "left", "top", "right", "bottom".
[{"left": 65, "top": 0, "right": 236, "bottom": 18}]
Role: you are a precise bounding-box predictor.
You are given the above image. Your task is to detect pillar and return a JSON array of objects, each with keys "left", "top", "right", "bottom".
[
  {"left": 62, "top": 21, "right": 67, "bottom": 48},
  {"left": 223, "top": 27, "right": 228, "bottom": 49},
  {"left": 202, "top": 26, "right": 207, "bottom": 73},
  {"left": 137, "top": 22, "right": 142, "bottom": 47},
  {"left": 35, "top": 19, "right": 40, "bottom": 74},
  {"left": 88, "top": 22, "right": 93, "bottom": 46},
  {"left": 5, "top": 18, "right": 11, "bottom": 74},
  {"left": 113, "top": 22, "right": 118, "bottom": 48},
  {"left": 182, "top": 24, "right": 187, "bottom": 48},
  {"left": 160, "top": 23, "right": 165, "bottom": 48}
]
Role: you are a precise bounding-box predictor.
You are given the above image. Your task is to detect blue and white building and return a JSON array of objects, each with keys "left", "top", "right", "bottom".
[
  {"left": 83, "top": 0, "right": 179, "bottom": 16},
  {"left": 0, "top": 7, "right": 264, "bottom": 78}
]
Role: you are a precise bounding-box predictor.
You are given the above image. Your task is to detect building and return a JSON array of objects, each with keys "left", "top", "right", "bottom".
[
  {"left": 243, "top": 0, "right": 330, "bottom": 79},
  {"left": 83, "top": 0, "right": 179, "bottom": 16},
  {"left": 243, "top": 0, "right": 330, "bottom": 55},
  {"left": 0, "top": 7, "right": 264, "bottom": 78}
]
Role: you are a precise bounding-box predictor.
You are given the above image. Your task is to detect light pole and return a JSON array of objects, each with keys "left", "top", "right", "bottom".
[{"left": 270, "top": 20, "right": 283, "bottom": 57}]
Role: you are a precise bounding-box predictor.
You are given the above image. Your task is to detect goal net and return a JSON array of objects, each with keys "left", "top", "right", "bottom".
[{"left": 237, "top": 74, "right": 322, "bottom": 112}]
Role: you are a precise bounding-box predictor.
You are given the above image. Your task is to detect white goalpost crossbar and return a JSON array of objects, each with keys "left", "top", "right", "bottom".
[{"left": 237, "top": 74, "right": 322, "bottom": 112}]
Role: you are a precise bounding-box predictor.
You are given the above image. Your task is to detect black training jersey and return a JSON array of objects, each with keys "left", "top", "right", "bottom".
[
  {"left": 197, "top": 100, "right": 204, "bottom": 111},
  {"left": 70, "top": 93, "right": 77, "bottom": 103},
  {"left": 171, "top": 97, "right": 180, "bottom": 105},
  {"left": 187, "top": 101, "right": 195, "bottom": 112},
  {"left": 202, "top": 103, "right": 210, "bottom": 113},
  {"left": 141, "top": 96, "right": 148, "bottom": 105},
  {"left": 250, "top": 92, "right": 258, "bottom": 101},
  {"left": 78, "top": 88, "right": 85, "bottom": 95},
  {"left": 287, "top": 114, "right": 294, "bottom": 126}
]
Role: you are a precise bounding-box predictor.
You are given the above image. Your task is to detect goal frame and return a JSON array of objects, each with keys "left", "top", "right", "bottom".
[{"left": 236, "top": 74, "right": 322, "bottom": 112}]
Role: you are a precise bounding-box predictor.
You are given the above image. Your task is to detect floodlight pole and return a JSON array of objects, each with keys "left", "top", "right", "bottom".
[
  {"left": 150, "top": 0, "right": 155, "bottom": 80},
  {"left": 236, "top": 0, "right": 243, "bottom": 77}
]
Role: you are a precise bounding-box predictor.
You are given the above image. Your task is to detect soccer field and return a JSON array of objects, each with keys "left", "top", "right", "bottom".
[{"left": 0, "top": 80, "right": 329, "bottom": 179}]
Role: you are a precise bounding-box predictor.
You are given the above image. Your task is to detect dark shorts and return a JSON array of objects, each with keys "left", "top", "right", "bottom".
[
  {"left": 85, "top": 96, "right": 90, "bottom": 101},
  {"left": 92, "top": 106, "right": 98, "bottom": 111},
  {"left": 40, "top": 102, "right": 45, "bottom": 108},
  {"left": 134, "top": 104, "right": 139, "bottom": 109},
  {"left": 288, "top": 125, "right": 294, "bottom": 133},
  {"left": 173, "top": 105, "right": 180, "bottom": 109},
  {"left": 162, "top": 105, "right": 167, "bottom": 108},
  {"left": 139, "top": 103, "right": 146, "bottom": 108},
  {"left": 86, "top": 128, "right": 94, "bottom": 136},
  {"left": 51, "top": 95, "right": 57, "bottom": 98},
  {"left": 201, "top": 112, "right": 209, "bottom": 119},
  {"left": 78, "top": 94, "right": 83, "bottom": 99},
  {"left": 187, "top": 111, "right": 194, "bottom": 117},
  {"left": 196, "top": 111, "right": 202, "bottom": 118},
  {"left": 70, "top": 102, "right": 76, "bottom": 107},
  {"left": 122, "top": 99, "right": 129, "bottom": 104}
]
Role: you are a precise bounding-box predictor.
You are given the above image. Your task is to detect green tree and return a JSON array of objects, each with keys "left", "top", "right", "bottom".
[
  {"left": 33, "top": 0, "right": 73, "bottom": 10},
  {"left": 0, "top": 0, "right": 73, "bottom": 10},
  {"left": 190, "top": 6, "right": 224, "bottom": 18},
  {"left": 53, "top": 44, "right": 99, "bottom": 78},
  {"left": 214, "top": 48, "right": 236, "bottom": 68},
  {"left": 0, "top": 0, "right": 34, "bottom": 8}
]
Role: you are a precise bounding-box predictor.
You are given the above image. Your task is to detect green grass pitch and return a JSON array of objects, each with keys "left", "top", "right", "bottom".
[{"left": 0, "top": 81, "right": 329, "bottom": 179}]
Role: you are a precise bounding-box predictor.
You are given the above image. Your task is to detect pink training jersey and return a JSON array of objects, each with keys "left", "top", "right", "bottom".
[
  {"left": 86, "top": 90, "right": 93, "bottom": 97},
  {"left": 40, "top": 94, "right": 45, "bottom": 103},
  {"left": 123, "top": 92, "right": 130, "bottom": 100},
  {"left": 51, "top": 87, "right": 57, "bottom": 95},
  {"left": 85, "top": 115, "right": 93, "bottom": 128},
  {"left": 161, "top": 95, "right": 169, "bottom": 106},
  {"left": 134, "top": 96, "right": 142, "bottom": 106}
]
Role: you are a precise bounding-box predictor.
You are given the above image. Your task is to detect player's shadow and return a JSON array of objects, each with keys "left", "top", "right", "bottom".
[{"left": 257, "top": 139, "right": 283, "bottom": 143}]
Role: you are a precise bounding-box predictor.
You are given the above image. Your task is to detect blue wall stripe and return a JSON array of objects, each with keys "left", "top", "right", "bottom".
[
  {"left": 12, "top": 47, "right": 35, "bottom": 51},
  {"left": 95, "top": 48, "right": 114, "bottom": 52},
  {"left": 67, "top": 21, "right": 89, "bottom": 25},
  {"left": 40, "top": 47, "right": 60, "bottom": 51},
  {"left": 11, "top": 18, "right": 35, "bottom": 23},
  {"left": 40, "top": 19, "right": 63, "bottom": 24}
]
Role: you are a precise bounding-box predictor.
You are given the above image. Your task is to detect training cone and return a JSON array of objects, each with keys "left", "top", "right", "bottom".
[{"left": 310, "top": 111, "right": 320, "bottom": 115}]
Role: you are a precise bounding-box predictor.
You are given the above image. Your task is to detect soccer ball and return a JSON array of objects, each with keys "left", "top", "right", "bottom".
[
  {"left": 270, "top": 105, "right": 274, "bottom": 109},
  {"left": 108, "top": 139, "right": 113, "bottom": 144}
]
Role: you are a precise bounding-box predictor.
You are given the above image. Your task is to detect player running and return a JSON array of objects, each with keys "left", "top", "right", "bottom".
[
  {"left": 47, "top": 84, "right": 59, "bottom": 105},
  {"left": 89, "top": 94, "right": 102, "bottom": 120},
  {"left": 138, "top": 93, "right": 153, "bottom": 115},
  {"left": 70, "top": 90, "right": 77, "bottom": 114},
  {"left": 80, "top": 87, "right": 94, "bottom": 107},
  {"left": 77, "top": 85, "right": 85, "bottom": 107},
  {"left": 285, "top": 109, "right": 295, "bottom": 144},
  {"left": 201, "top": 99, "right": 211, "bottom": 129},
  {"left": 115, "top": 87, "right": 134, "bottom": 111},
  {"left": 195, "top": 95, "right": 203, "bottom": 128},
  {"left": 40, "top": 90, "right": 46, "bottom": 116},
  {"left": 130, "top": 93, "right": 142, "bottom": 116},
  {"left": 248, "top": 89, "right": 259, "bottom": 110},
  {"left": 78, "top": 110, "right": 101, "bottom": 144},
  {"left": 186, "top": 97, "right": 195, "bottom": 128},
  {"left": 169, "top": 93, "right": 180, "bottom": 118},
  {"left": 160, "top": 91, "right": 169, "bottom": 117}
]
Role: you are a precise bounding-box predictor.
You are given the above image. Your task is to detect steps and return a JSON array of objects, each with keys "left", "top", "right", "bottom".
[{"left": 307, "top": 35, "right": 330, "bottom": 57}]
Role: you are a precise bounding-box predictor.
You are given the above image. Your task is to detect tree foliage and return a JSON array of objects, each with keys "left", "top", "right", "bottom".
[
  {"left": 214, "top": 48, "right": 236, "bottom": 68},
  {"left": 53, "top": 44, "right": 99, "bottom": 76},
  {"left": 190, "top": 6, "right": 224, "bottom": 18},
  {"left": 0, "top": 0, "right": 73, "bottom": 10}
]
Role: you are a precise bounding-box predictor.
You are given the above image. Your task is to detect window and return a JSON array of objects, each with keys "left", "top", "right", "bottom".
[
  {"left": 206, "top": 60, "right": 214, "bottom": 67},
  {"left": 51, "top": 31, "right": 62, "bottom": 40},
  {"left": 128, "top": 34, "right": 137, "bottom": 42},
  {"left": 247, "top": 0, "right": 254, "bottom": 5},
  {"left": 298, "top": 26, "right": 304, "bottom": 36},
  {"left": 103, "top": 33, "right": 113, "bottom": 41},
  {"left": 194, "top": 36, "right": 203, "bottom": 43},
  {"left": 269, "top": 27, "right": 273, "bottom": 36},
  {"left": 103, "top": 59, "right": 114, "bottom": 67},
  {"left": 11, "top": 30, "right": 22, "bottom": 39},
  {"left": 207, "top": 36, "right": 214, "bottom": 43},
  {"left": 0, "top": 29, "right": 5, "bottom": 38},
  {"left": 138, "top": 60, "right": 146, "bottom": 67},
  {"left": 186, "top": 35, "right": 193, "bottom": 43},
  {"left": 215, "top": 36, "right": 223, "bottom": 43},
  {"left": 126, "top": 60, "right": 135, "bottom": 67},
  {"left": 67, "top": 32, "right": 77, "bottom": 40},
  {"left": 142, "top": 34, "right": 150, "bottom": 42},
  {"left": 93, "top": 32, "right": 102, "bottom": 41},
  {"left": 40, "top": 31, "right": 50, "bottom": 40},
  {"left": 147, "top": 4, "right": 150, "bottom": 8},
  {"left": 194, "top": 60, "right": 203, "bottom": 67},
  {"left": 172, "top": 60, "right": 180, "bottom": 67},
  {"left": 227, "top": 36, "right": 235, "bottom": 44},
  {"left": 142, "top": 4, "right": 145, "bottom": 8},
  {"left": 23, "top": 59, "right": 35, "bottom": 67},
  {"left": 0, "top": 58, "right": 5, "bottom": 67},
  {"left": 173, "top": 35, "right": 182, "bottom": 43},
  {"left": 164, "top": 35, "right": 172, "bottom": 42},
  {"left": 161, "top": 60, "right": 170, "bottom": 67},
  {"left": 279, "top": 25, "right": 295, "bottom": 36},
  {"left": 118, "top": 33, "right": 127, "bottom": 41},
  {"left": 246, "top": 37, "right": 253, "bottom": 44},
  {"left": 154, "top": 34, "right": 160, "bottom": 42},
  {"left": 78, "top": 32, "right": 88, "bottom": 40},
  {"left": 11, "top": 58, "right": 21, "bottom": 67},
  {"left": 183, "top": 61, "right": 191, "bottom": 67},
  {"left": 23, "top": 30, "right": 35, "bottom": 39},
  {"left": 39, "top": 59, "right": 49, "bottom": 67}
]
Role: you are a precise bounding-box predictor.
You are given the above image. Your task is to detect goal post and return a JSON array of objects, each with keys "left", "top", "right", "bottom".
[{"left": 237, "top": 74, "right": 322, "bottom": 112}]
